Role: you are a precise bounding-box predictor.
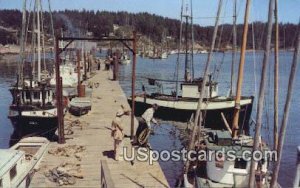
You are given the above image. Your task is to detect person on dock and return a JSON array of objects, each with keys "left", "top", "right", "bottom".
[
  {"left": 133, "top": 104, "right": 159, "bottom": 147},
  {"left": 111, "top": 109, "right": 125, "bottom": 161},
  {"left": 111, "top": 105, "right": 130, "bottom": 161}
]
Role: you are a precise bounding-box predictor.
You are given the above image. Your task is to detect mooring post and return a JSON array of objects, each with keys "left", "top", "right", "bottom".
[
  {"left": 131, "top": 31, "right": 137, "bottom": 139},
  {"left": 59, "top": 77, "right": 65, "bottom": 143},
  {"left": 84, "top": 50, "right": 87, "bottom": 80},
  {"left": 77, "top": 50, "right": 81, "bottom": 97},
  {"left": 55, "top": 37, "right": 65, "bottom": 144}
]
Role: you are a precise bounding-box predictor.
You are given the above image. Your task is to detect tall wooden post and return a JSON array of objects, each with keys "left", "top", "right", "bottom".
[
  {"left": 230, "top": 0, "right": 237, "bottom": 96},
  {"left": 77, "top": 50, "right": 81, "bottom": 96},
  {"left": 131, "top": 31, "right": 137, "bottom": 139},
  {"left": 55, "top": 37, "right": 65, "bottom": 144},
  {"left": 84, "top": 50, "right": 87, "bottom": 80},
  {"left": 231, "top": 0, "right": 251, "bottom": 138},
  {"left": 270, "top": 23, "right": 300, "bottom": 188},
  {"left": 249, "top": 0, "right": 275, "bottom": 186},
  {"left": 273, "top": 0, "right": 279, "bottom": 151}
]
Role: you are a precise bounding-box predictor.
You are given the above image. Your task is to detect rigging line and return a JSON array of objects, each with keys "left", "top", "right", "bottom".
[
  {"left": 48, "top": 0, "right": 55, "bottom": 40},
  {"left": 193, "top": 16, "right": 231, "bottom": 19},
  {"left": 39, "top": 0, "right": 47, "bottom": 72},
  {"left": 31, "top": 0, "right": 37, "bottom": 79},
  {"left": 19, "top": 0, "right": 28, "bottom": 85},
  {"left": 212, "top": 0, "right": 228, "bottom": 80},
  {"left": 214, "top": 2, "right": 237, "bottom": 82},
  {"left": 24, "top": 0, "right": 33, "bottom": 59},
  {"left": 251, "top": 22, "right": 258, "bottom": 112}
]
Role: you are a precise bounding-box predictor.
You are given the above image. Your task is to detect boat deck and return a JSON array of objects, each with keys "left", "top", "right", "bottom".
[{"left": 30, "top": 67, "right": 169, "bottom": 187}]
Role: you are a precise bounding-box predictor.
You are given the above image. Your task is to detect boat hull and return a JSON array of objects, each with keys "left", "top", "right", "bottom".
[
  {"left": 8, "top": 111, "right": 57, "bottom": 139},
  {"left": 128, "top": 96, "right": 253, "bottom": 132}
]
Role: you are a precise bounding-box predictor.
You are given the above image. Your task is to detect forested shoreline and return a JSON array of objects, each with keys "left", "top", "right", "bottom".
[{"left": 0, "top": 9, "right": 298, "bottom": 49}]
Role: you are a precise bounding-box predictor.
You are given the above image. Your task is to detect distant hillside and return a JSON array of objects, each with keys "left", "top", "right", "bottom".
[{"left": 0, "top": 9, "right": 298, "bottom": 49}]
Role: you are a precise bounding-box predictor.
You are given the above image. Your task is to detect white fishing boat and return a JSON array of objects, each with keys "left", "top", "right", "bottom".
[
  {"left": 0, "top": 137, "right": 49, "bottom": 188},
  {"left": 183, "top": 129, "right": 272, "bottom": 188},
  {"left": 160, "top": 52, "right": 168, "bottom": 59},
  {"left": 120, "top": 54, "right": 131, "bottom": 65},
  {"left": 50, "top": 63, "right": 79, "bottom": 87}
]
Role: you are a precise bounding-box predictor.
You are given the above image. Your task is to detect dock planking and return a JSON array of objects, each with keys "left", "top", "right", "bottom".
[{"left": 30, "top": 66, "right": 169, "bottom": 187}]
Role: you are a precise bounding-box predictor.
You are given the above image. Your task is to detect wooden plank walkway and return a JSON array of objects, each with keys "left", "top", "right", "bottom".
[{"left": 30, "top": 67, "right": 169, "bottom": 188}]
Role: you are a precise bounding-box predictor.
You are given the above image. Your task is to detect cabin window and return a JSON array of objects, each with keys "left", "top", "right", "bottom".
[
  {"left": 26, "top": 91, "right": 31, "bottom": 100},
  {"left": 215, "top": 153, "right": 224, "bottom": 168},
  {"left": 10, "top": 165, "right": 17, "bottom": 180},
  {"left": 33, "top": 92, "right": 40, "bottom": 99},
  {"left": 234, "top": 158, "right": 247, "bottom": 169}
]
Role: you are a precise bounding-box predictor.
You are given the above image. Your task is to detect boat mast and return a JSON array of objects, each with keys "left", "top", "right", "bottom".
[
  {"left": 249, "top": 0, "right": 275, "bottom": 186},
  {"left": 19, "top": 0, "right": 27, "bottom": 86},
  {"left": 270, "top": 22, "right": 300, "bottom": 188},
  {"left": 231, "top": 0, "right": 252, "bottom": 138},
  {"left": 175, "top": 0, "right": 184, "bottom": 99},
  {"left": 184, "top": 0, "right": 223, "bottom": 173},
  {"left": 184, "top": 2, "right": 190, "bottom": 82},
  {"left": 273, "top": 0, "right": 279, "bottom": 151},
  {"left": 37, "top": 0, "right": 41, "bottom": 82},
  {"left": 230, "top": 0, "right": 237, "bottom": 96},
  {"left": 190, "top": 0, "right": 194, "bottom": 81}
]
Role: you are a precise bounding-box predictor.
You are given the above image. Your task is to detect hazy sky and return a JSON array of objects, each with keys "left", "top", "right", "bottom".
[{"left": 0, "top": 0, "right": 299, "bottom": 26}]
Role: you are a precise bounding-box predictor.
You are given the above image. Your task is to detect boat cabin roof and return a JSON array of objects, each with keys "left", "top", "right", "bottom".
[
  {"left": 204, "top": 130, "right": 269, "bottom": 157},
  {"left": 0, "top": 150, "right": 24, "bottom": 177}
]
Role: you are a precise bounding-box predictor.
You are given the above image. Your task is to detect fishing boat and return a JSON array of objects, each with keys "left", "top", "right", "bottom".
[
  {"left": 50, "top": 62, "right": 79, "bottom": 88},
  {"left": 130, "top": 81, "right": 253, "bottom": 129},
  {"left": 120, "top": 54, "right": 131, "bottom": 65},
  {"left": 128, "top": 0, "right": 253, "bottom": 131},
  {"left": 8, "top": 0, "right": 58, "bottom": 138},
  {"left": 160, "top": 51, "right": 168, "bottom": 59},
  {"left": 0, "top": 137, "right": 49, "bottom": 187},
  {"left": 179, "top": 0, "right": 290, "bottom": 186},
  {"left": 183, "top": 129, "right": 272, "bottom": 188}
]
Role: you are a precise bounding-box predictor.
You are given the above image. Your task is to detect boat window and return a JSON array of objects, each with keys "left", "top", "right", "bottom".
[
  {"left": 234, "top": 158, "right": 247, "bottom": 169},
  {"left": 10, "top": 165, "right": 17, "bottom": 180},
  {"left": 26, "top": 91, "right": 31, "bottom": 100},
  {"left": 33, "top": 92, "right": 40, "bottom": 99}
]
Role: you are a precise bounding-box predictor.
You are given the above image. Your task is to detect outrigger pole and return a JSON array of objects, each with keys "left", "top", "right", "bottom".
[
  {"left": 273, "top": 0, "right": 279, "bottom": 151},
  {"left": 184, "top": 0, "right": 223, "bottom": 174},
  {"left": 270, "top": 22, "right": 300, "bottom": 188},
  {"left": 249, "top": 0, "right": 275, "bottom": 186},
  {"left": 231, "top": 0, "right": 252, "bottom": 138}
]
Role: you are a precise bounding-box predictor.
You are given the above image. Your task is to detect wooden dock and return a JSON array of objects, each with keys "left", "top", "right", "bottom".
[{"left": 30, "top": 68, "right": 169, "bottom": 187}]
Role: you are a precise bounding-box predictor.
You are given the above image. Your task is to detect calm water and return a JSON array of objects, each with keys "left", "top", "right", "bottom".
[
  {"left": 0, "top": 51, "right": 298, "bottom": 187},
  {"left": 118, "top": 51, "right": 300, "bottom": 187}
]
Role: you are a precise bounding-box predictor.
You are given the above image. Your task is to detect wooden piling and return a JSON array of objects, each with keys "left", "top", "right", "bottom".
[
  {"left": 77, "top": 50, "right": 82, "bottom": 97},
  {"left": 131, "top": 31, "right": 137, "bottom": 139},
  {"left": 55, "top": 37, "right": 65, "bottom": 144}
]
